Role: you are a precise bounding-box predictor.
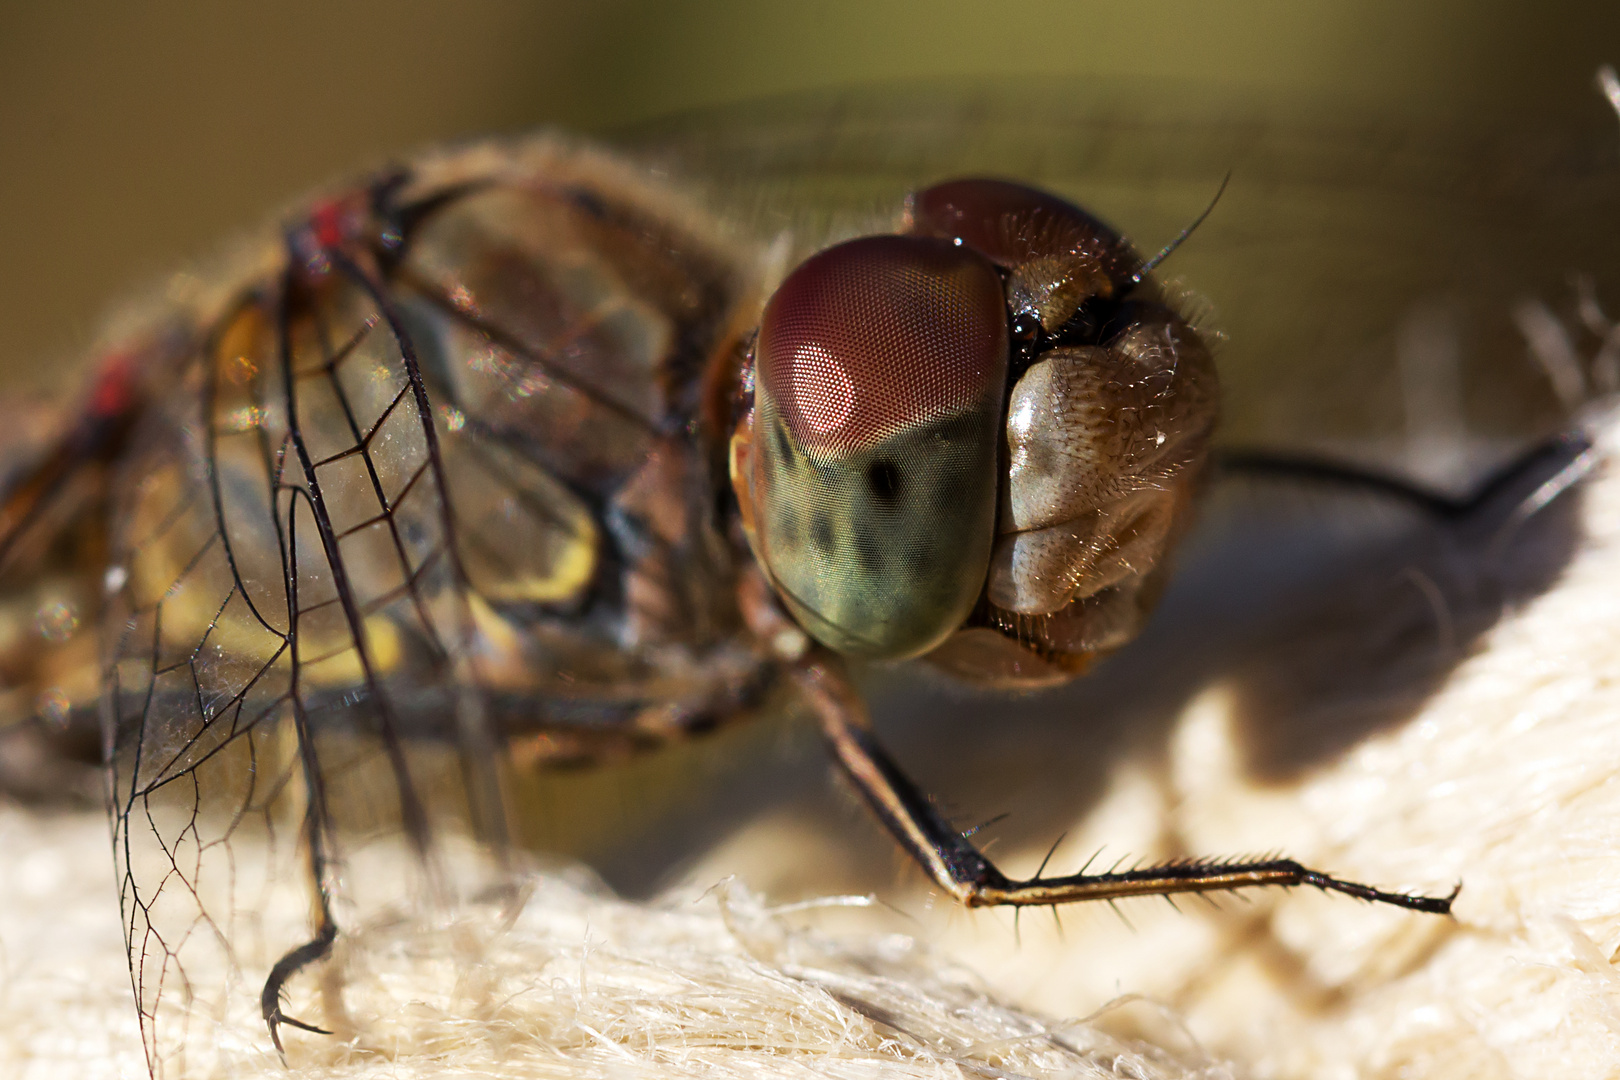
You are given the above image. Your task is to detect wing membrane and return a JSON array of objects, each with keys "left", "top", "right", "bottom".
[
  {"left": 99, "top": 141, "right": 757, "bottom": 1074},
  {"left": 105, "top": 260, "right": 492, "bottom": 1075}
]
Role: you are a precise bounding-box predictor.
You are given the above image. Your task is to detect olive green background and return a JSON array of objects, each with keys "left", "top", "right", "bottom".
[{"left": 0, "top": 0, "right": 1615, "bottom": 385}]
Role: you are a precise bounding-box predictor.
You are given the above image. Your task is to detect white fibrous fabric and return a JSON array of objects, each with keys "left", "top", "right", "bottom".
[{"left": 4, "top": 407, "right": 1620, "bottom": 1079}]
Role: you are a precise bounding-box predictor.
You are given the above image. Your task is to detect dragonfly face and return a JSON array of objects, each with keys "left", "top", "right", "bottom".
[{"left": 734, "top": 179, "right": 1216, "bottom": 672}]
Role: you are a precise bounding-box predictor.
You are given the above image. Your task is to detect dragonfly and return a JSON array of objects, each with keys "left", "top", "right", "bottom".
[{"left": 0, "top": 82, "right": 1615, "bottom": 1077}]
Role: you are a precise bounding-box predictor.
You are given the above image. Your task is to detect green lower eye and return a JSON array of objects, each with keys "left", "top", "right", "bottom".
[
  {"left": 750, "top": 394, "right": 999, "bottom": 660},
  {"left": 743, "top": 234, "right": 1009, "bottom": 660}
]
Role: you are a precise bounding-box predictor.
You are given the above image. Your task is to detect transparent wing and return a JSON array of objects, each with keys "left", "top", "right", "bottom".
[
  {"left": 103, "top": 262, "right": 473, "bottom": 1074},
  {"left": 99, "top": 144, "right": 757, "bottom": 1075}
]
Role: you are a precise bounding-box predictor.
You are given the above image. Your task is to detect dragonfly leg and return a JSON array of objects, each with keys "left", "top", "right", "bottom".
[
  {"left": 261, "top": 923, "right": 336, "bottom": 1057},
  {"left": 792, "top": 655, "right": 1456, "bottom": 914},
  {"left": 1217, "top": 429, "right": 1597, "bottom": 526},
  {"left": 261, "top": 702, "right": 339, "bottom": 1057}
]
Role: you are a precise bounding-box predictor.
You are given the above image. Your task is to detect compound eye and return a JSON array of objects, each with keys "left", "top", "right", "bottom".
[{"left": 747, "top": 235, "right": 1009, "bottom": 660}]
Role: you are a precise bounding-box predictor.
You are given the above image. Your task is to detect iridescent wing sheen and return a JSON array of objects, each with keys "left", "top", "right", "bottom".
[{"left": 97, "top": 141, "right": 764, "bottom": 1076}]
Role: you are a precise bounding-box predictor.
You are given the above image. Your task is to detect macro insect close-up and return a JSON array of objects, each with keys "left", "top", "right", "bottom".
[{"left": 4, "top": 5, "right": 1620, "bottom": 1079}]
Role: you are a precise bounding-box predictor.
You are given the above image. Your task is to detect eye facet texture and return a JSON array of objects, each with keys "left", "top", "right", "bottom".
[{"left": 748, "top": 235, "right": 1008, "bottom": 659}]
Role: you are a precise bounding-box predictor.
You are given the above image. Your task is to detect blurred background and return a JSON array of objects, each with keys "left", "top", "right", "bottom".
[
  {"left": 1, "top": 0, "right": 1617, "bottom": 387},
  {"left": 2, "top": 0, "right": 1619, "bottom": 893}
]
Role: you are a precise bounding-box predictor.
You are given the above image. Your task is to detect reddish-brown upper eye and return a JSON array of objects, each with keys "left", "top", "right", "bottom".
[
  {"left": 744, "top": 235, "right": 1010, "bottom": 659},
  {"left": 756, "top": 235, "right": 1007, "bottom": 458},
  {"left": 906, "top": 178, "right": 1139, "bottom": 293}
]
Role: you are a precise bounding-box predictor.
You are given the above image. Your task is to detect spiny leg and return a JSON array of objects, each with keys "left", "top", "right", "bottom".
[{"left": 792, "top": 657, "right": 1455, "bottom": 914}]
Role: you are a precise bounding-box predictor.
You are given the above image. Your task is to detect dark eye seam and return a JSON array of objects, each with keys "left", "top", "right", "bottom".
[
  {"left": 866, "top": 458, "right": 902, "bottom": 502},
  {"left": 772, "top": 420, "right": 795, "bottom": 467}
]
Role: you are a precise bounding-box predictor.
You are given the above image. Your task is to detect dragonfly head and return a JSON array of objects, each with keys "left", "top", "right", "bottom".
[{"left": 731, "top": 180, "right": 1218, "bottom": 680}]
